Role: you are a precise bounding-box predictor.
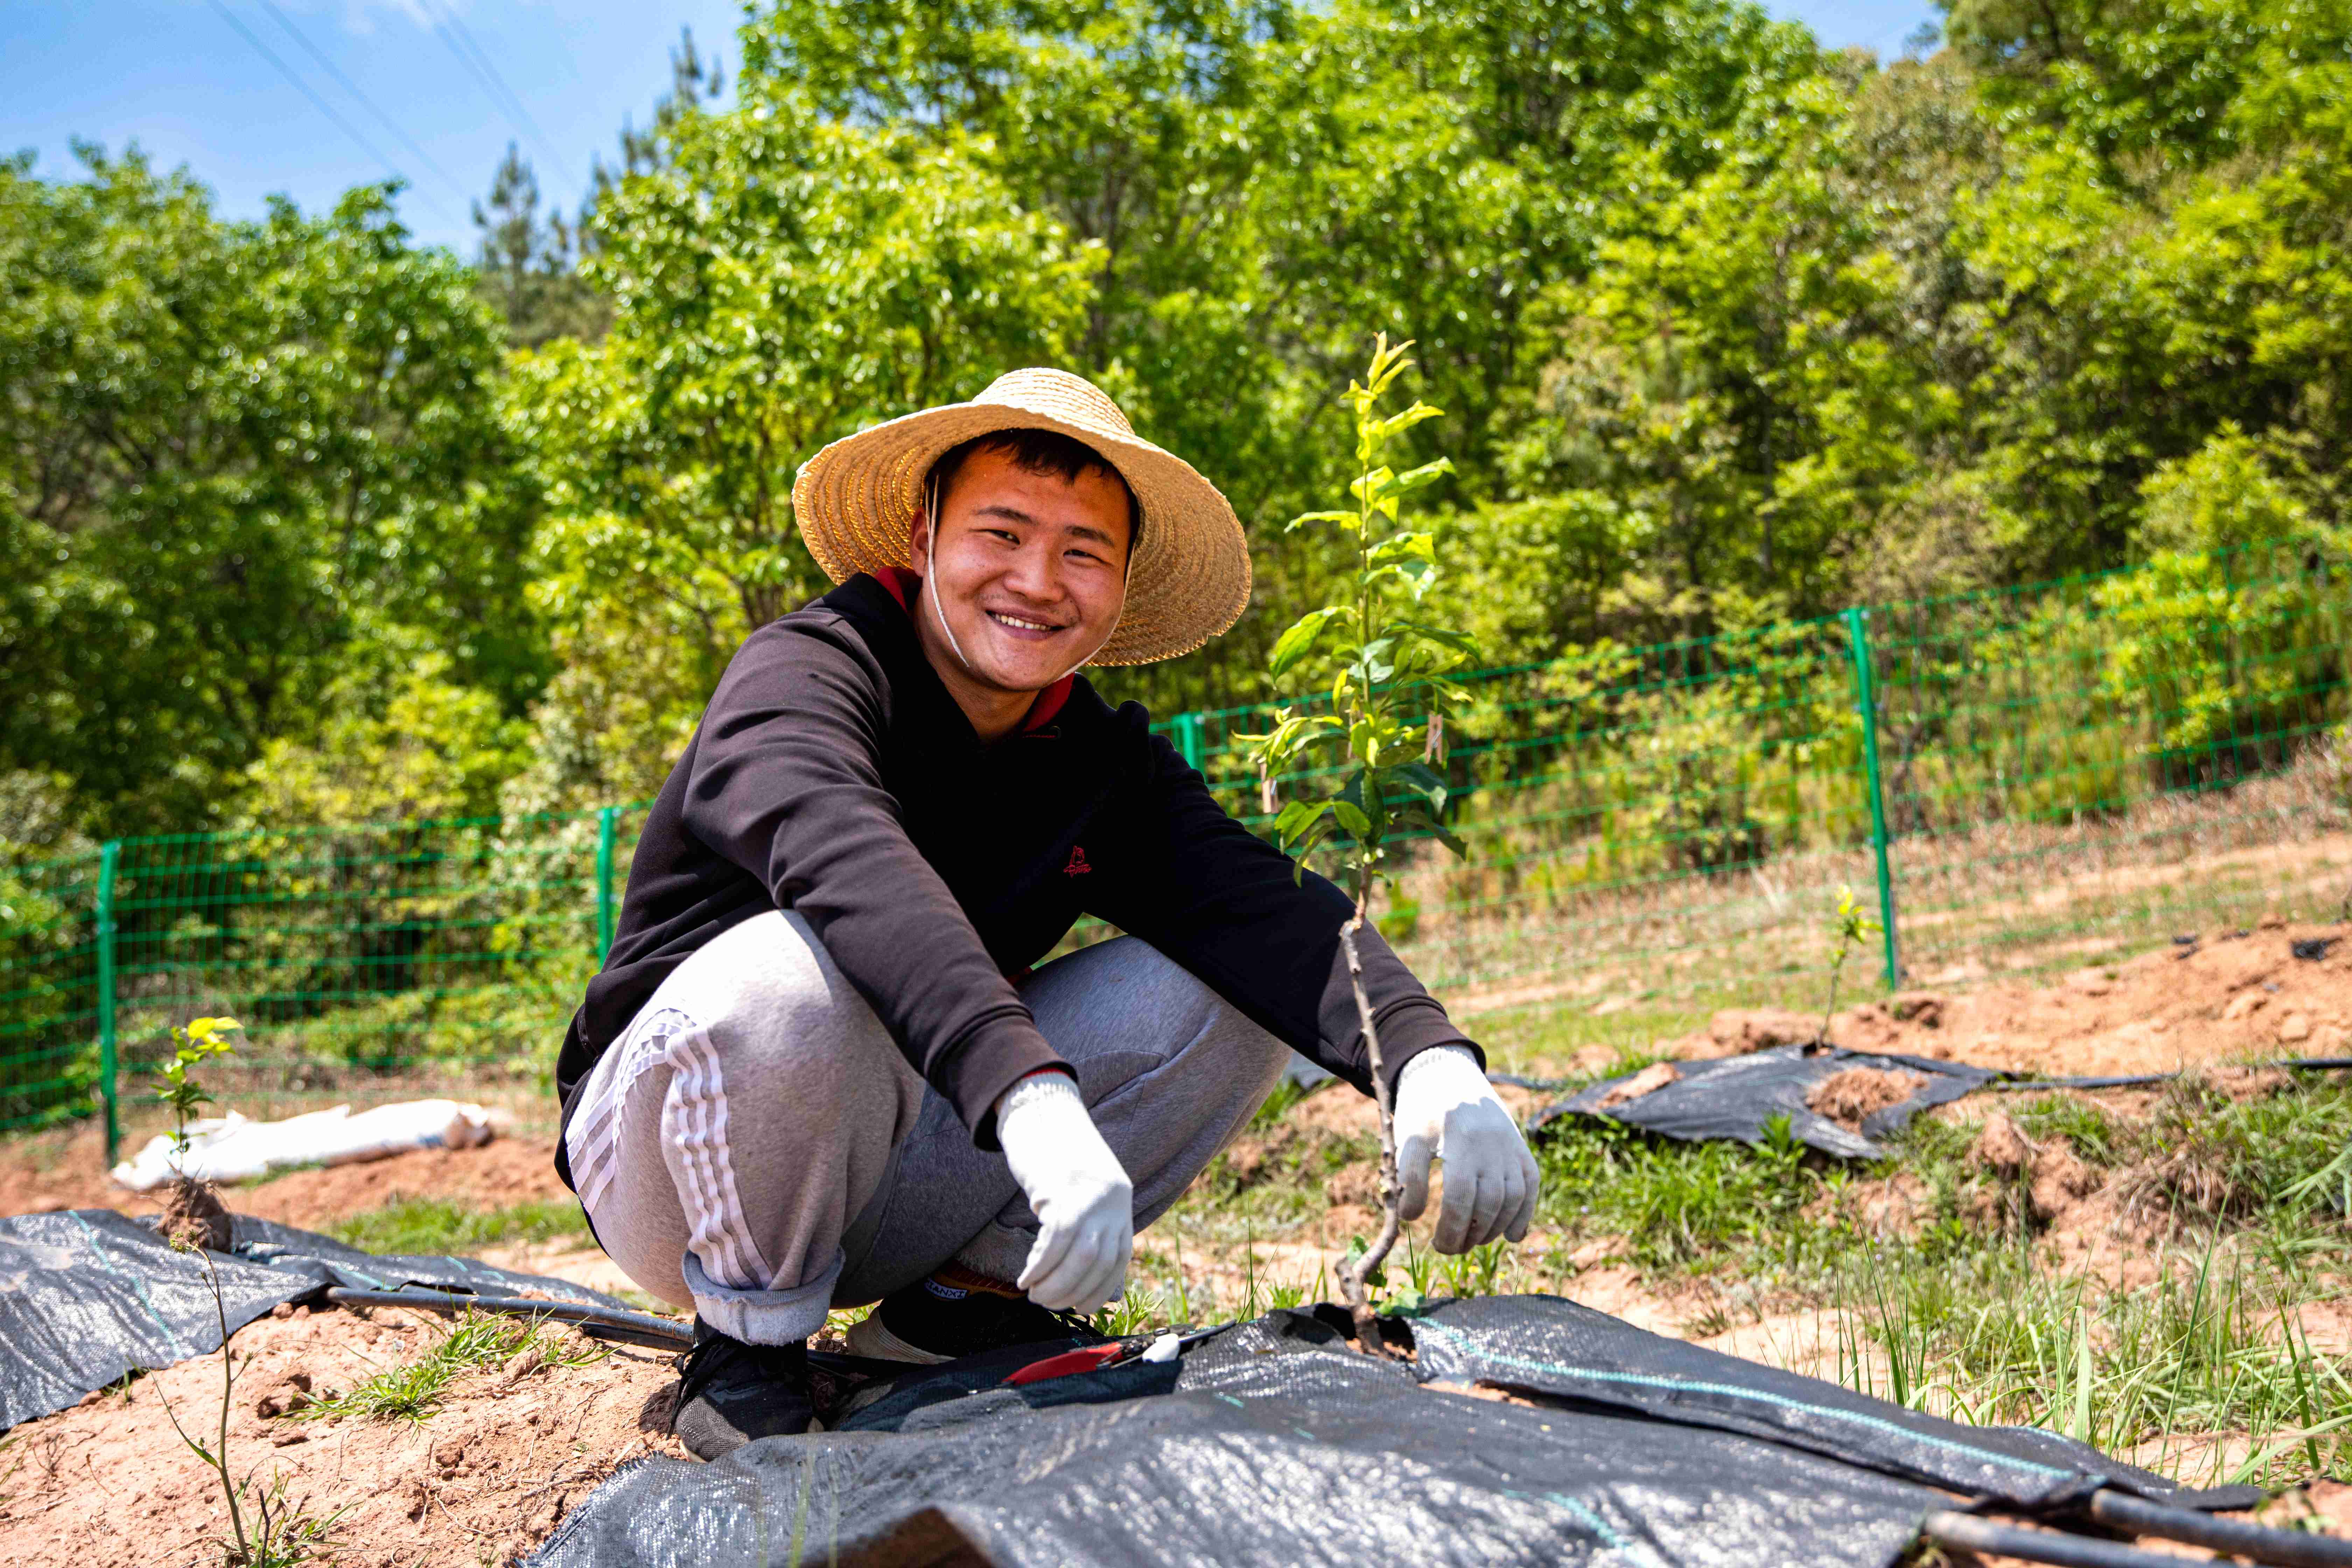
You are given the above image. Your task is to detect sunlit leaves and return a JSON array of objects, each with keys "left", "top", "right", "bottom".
[
  {"left": 1268, "top": 606, "right": 1352, "bottom": 677},
  {"left": 1241, "top": 335, "right": 1477, "bottom": 892}
]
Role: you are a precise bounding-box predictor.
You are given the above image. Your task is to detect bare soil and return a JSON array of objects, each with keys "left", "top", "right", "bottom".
[
  {"left": 1505, "top": 919, "right": 2352, "bottom": 1084},
  {"left": 1812, "top": 920, "right": 2352, "bottom": 1079},
  {"left": 1806, "top": 1066, "right": 1927, "bottom": 1129},
  {"left": 0, "top": 1302, "right": 683, "bottom": 1568}
]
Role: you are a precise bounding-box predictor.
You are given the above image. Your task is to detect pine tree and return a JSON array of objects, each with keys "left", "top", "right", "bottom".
[
  {"left": 471, "top": 141, "right": 604, "bottom": 347},
  {"left": 579, "top": 27, "right": 726, "bottom": 254}
]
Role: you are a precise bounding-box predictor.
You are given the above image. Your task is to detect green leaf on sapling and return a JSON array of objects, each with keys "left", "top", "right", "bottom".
[
  {"left": 1371, "top": 404, "right": 1444, "bottom": 442},
  {"left": 1368, "top": 532, "right": 1436, "bottom": 566},
  {"left": 1389, "top": 761, "right": 1450, "bottom": 813},
  {"left": 1268, "top": 607, "right": 1348, "bottom": 677},
  {"left": 1390, "top": 620, "right": 1480, "bottom": 657},
  {"left": 1288, "top": 510, "right": 1360, "bottom": 532},
  {"left": 1386, "top": 457, "right": 1455, "bottom": 495}
]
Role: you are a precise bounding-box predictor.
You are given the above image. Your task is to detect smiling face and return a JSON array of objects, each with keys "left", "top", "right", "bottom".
[{"left": 908, "top": 442, "right": 1134, "bottom": 727}]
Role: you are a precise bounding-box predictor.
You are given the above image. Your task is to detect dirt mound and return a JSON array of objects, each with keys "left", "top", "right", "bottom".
[
  {"left": 1594, "top": 1061, "right": 1680, "bottom": 1109},
  {"left": 0, "top": 1302, "right": 681, "bottom": 1567},
  {"left": 1687, "top": 1009, "right": 1821, "bottom": 1058},
  {"left": 1969, "top": 1109, "right": 2101, "bottom": 1225},
  {"left": 1804, "top": 1067, "right": 1926, "bottom": 1130},
  {"left": 157, "top": 1176, "right": 232, "bottom": 1252},
  {"left": 0, "top": 1126, "right": 570, "bottom": 1227},
  {"left": 1677, "top": 922, "right": 2352, "bottom": 1081}
]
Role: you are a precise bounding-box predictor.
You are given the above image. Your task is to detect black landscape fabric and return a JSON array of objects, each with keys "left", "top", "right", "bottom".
[
  {"left": 531, "top": 1296, "right": 2256, "bottom": 1568},
  {"left": 1534, "top": 1044, "right": 1998, "bottom": 1158},
  {"left": 0, "top": 1208, "right": 625, "bottom": 1430}
]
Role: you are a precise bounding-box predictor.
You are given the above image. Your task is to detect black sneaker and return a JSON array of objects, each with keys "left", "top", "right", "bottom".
[
  {"left": 847, "top": 1268, "right": 1103, "bottom": 1364},
  {"left": 670, "top": 1320, "right": 817, "bottom": 1460}
]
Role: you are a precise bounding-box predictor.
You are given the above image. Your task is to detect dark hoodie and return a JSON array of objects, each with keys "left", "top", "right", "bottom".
[{"left": 553, "top": 571, "right": 1478, "bottom": 1185}]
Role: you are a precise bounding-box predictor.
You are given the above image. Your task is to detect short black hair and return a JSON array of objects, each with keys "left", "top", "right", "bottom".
[{"left": 924, "top": 428, "right": 1142, "bottom": 555}]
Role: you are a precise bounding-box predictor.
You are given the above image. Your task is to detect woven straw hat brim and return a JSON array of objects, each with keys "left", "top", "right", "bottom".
[{"left": 791, "top": 376, "right": 1251, "bottom": 667}]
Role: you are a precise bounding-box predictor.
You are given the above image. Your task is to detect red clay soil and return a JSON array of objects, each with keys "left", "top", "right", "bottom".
[
  {"left": 0, "top": 1303, "right": 683, "bottom": 1568},
  {"left": 0, "top": 1126, "right": 572, "bottom": 1227},
  {"left": 1804, "top": 1066, "right": 1927, "bottom": 1129},
  {"left": 1685, "top": 921, "right": 2352, "bottom": 1080}
]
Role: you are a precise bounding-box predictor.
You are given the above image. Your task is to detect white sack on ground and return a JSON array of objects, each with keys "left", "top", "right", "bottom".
[{"left": 110, "top": 1100, "right": 499, "bottom": 1191}]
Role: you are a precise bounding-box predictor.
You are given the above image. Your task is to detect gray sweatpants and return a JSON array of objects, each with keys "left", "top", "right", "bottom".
[{"left": 563, "top": 910, "right": 1292, "bottom": 1345}]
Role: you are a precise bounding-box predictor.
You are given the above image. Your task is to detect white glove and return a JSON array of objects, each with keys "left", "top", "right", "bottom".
[
  {"left": 1393, "top": 1045, "right": 1540, "bottom": 1253},
  {"left": 995, "top": 1071, "right": 1134, "bottom": 1312}
]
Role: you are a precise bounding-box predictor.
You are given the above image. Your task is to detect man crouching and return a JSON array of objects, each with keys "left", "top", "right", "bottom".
[{"left": 553, "top": 368, "right": 1541, "bottom": 1458}]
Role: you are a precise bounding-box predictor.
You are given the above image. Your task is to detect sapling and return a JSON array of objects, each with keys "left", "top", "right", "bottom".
[
  {"left": 152, "top": 1016, "right": 339, "bottom": 1566},
  {"left": 1819, "top": 886, "right": 1881, "bottom": 1046},
  {"left": 157, "top": 1015, "right": 244, "bottom": 1252},
  {"left": 1239, "top": 335, "right": 1477, "bottom": 1350}
]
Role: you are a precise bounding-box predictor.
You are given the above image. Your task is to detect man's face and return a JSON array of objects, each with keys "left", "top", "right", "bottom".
[{"left": 910, "top": 446, "right": 1132, "bottom": 695}]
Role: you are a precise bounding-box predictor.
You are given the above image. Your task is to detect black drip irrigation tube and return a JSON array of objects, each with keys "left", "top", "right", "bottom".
[
  {"left": 1990, "top": 1057, "right": 2352, "bottom": 1092},
  {"left": 1493, "top": 1059, "right": 2352, "bottom": 1098},
  {"left": 1927, "top": 1500, "right": 2352, "bottom": 1568},
  {"left": 323, "top": 1286, "right": 694, "bottom": 1350},
  {"left": 2086, "top": 1489, "right": 2352, "bottom": 1568}
]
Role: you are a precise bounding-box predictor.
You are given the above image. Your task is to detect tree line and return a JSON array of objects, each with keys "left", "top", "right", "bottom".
[{"left": 4, "top": 0, "right": 2346, "bottom": 855}]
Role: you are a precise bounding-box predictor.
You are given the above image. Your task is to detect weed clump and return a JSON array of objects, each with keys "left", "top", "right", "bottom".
[
  {"left": 325, "top": 1195, "right": 591, "bottom": 1256},
  {"left": 299, "top": 1311, "right": 602, "bottom": 1423}
]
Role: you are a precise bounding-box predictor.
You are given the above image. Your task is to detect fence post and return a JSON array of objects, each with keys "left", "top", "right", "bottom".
[
  {"left": 1174, "top": 712, "right": 1204, "bottom": 774},
  {"left": 595, "top": 806, "right": 619, "bottom": 964},
  {"left": 1842, "top": 609, "right": 1902, "bottom": 989},
  {"left": 96, "top": 840, "right": 121, "bottom": 1170}
]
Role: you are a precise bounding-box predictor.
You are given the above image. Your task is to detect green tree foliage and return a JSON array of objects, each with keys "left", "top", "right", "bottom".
[
  {"left": 498, "top": 85, "right": 1098, "bottom": 810},
  {"left": 0, "top": 147, "right": 534, "bottom": 841},
  {"left": 8, "top": 0, "right": 2351, "bottom": 840}
]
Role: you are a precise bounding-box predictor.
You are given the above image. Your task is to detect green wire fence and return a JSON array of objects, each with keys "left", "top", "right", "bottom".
[{"left": 4, "top": 542, "right": 2346, "bottom": 1162}]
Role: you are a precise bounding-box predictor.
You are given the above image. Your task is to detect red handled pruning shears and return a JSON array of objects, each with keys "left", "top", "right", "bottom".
[{"left": 1003, "top": 1324, "right": 1228, "bottom": 1387}]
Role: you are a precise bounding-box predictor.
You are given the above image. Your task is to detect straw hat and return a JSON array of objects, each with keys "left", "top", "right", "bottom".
[{"left": 792, "top": 368, "right": 1252, "bottom": 666}]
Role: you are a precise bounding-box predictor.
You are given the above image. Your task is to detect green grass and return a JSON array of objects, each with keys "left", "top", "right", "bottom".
[
  {"left": 1171, "top": 1049, "right": 2352, "bottom": 1488},
  {"left": 1533, "top": 1108, "right": 1832, "bottom": 1273},
  {"left": 1835, "top": 1236, "right": 2352, "bottom": 1488},
  {"left": 1522, "top": 1072, "right": 2352, "bottom": 1486},
  {"left": 298, "top": 1310, "right": 602, "bottom": 1422},
  {"left": 323, "top": 1196, "right": 591, "bottom": 1256}
]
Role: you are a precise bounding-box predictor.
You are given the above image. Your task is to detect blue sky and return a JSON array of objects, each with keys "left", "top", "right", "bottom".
[{"left": 4, "top": 0, "right": 1940, "bottom": 258}]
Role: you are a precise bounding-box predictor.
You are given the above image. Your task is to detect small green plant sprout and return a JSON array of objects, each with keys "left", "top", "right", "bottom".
[
  {"left": 158, "top": 1015, "right": 245, "bottom": 1164},
  {"left": 1238, "top": 334, "right": 1478, "bottom": 1351},
  {"left": 1819, "top": 887, "right": 1881, "bottom": 1045},
  {"left": 160, "top": 1241, "right": 344, "bottom": 1567}
]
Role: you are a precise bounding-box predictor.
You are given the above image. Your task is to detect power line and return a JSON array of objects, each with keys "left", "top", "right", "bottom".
[
  {"left": 253, "top": 0, "right": 472, "bottom": 208},
  {"left": 200, "top": 0, "right": 460, "bottom": 226},
  {"left": 418, "top": 0, "right": 579, "bottom": 189}
]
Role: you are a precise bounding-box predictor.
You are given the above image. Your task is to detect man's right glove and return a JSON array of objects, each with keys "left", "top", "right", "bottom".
[
  {"left": 995, "top": 1070, "right": 1134, "bottom": 1312},
  {"left": 1392, "top": 1044, "right": 1541, "bottom": 1253}
]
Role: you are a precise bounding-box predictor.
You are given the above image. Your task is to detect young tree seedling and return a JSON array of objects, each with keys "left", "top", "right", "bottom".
[
  {"left": 157, "top": 1015, "right": 243, "bottom": 1253},
  {"left": 159, "top": 1015, "right": 243, "bottom": 1162},
  {"left": 1820, "top": 886, "right": 1881, "bottom": 1046},
  {"left": 1240, "top": 335, "right": 1477, "bottom": 1350},
  {"left": 152, "top": 1016, "right": 340, "bottom": 1565}
]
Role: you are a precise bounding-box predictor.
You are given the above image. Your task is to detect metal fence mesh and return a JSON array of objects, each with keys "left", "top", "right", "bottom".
[{"left": 4, "top": 545, "right": 2345, "bottom": 1159}]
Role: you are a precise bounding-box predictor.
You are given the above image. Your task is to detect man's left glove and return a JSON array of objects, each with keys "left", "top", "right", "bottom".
[
  {"left": 996, "top": 1070, "right": 1134, "bottom": 1312},
  {"left": 1392, "top": 1045, "right": 1541, "bottom": 1254}
]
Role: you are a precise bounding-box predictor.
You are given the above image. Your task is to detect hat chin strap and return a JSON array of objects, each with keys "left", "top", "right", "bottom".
[{"left": 922, "top": 474, "right": 1126, "bottom": 690}]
